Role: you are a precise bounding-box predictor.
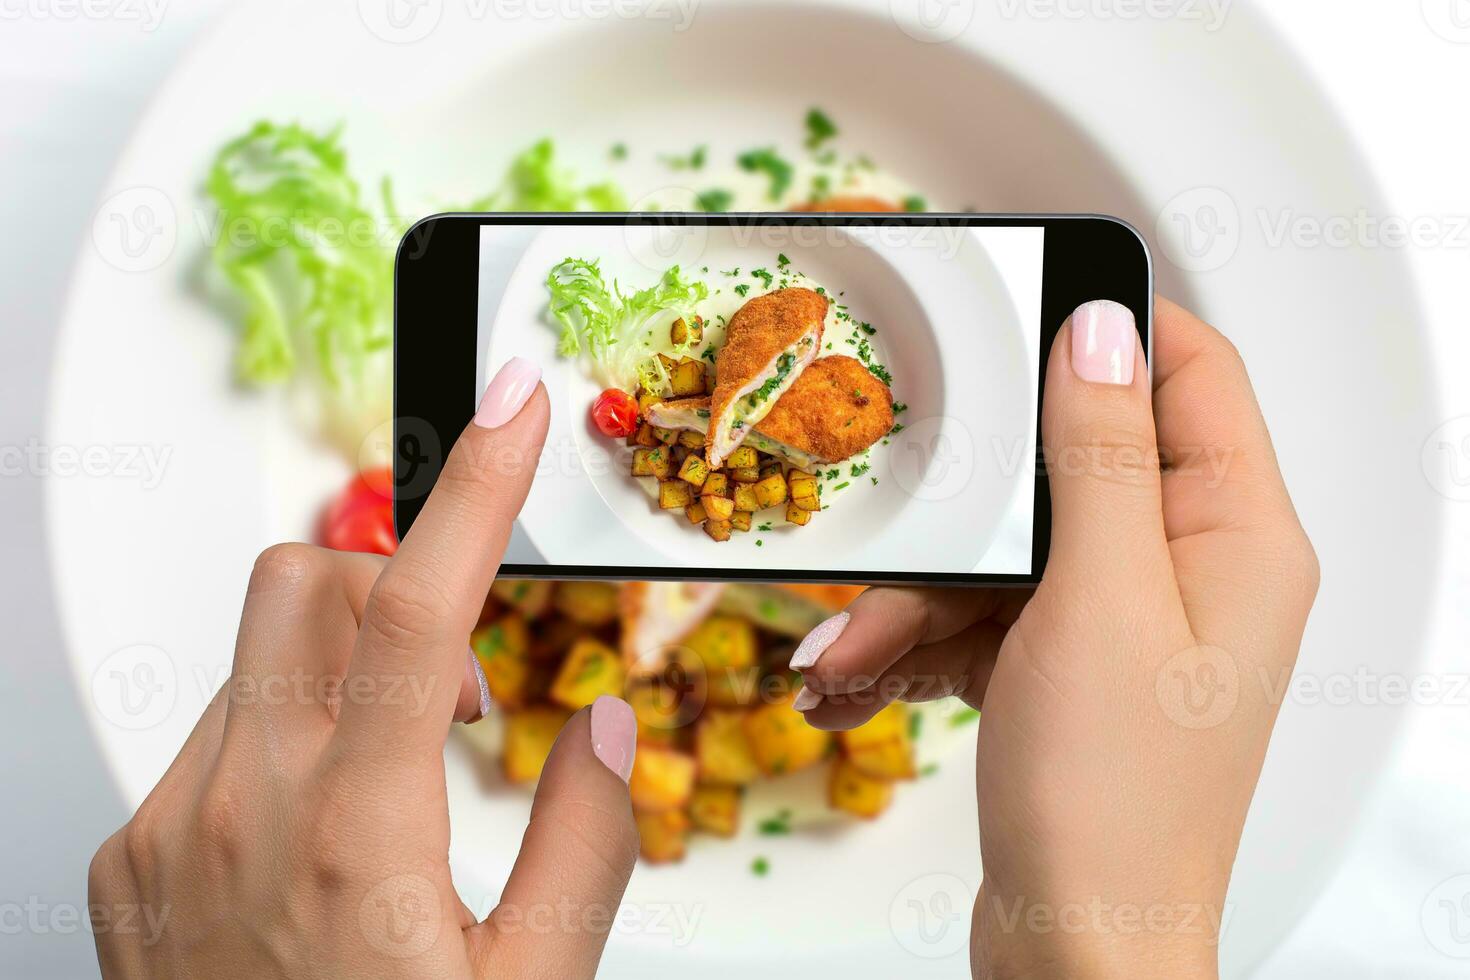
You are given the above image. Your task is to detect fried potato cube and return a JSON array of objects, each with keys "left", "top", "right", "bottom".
[
  {"left": 653, "top": 426, "right": 678, "bottom": 445},
  {"left": 658, "top": 479, "right": 694, "bottom": 510},
  {"left": 636, "top": 808, "right": 690, "bottom": 863},
  {"left": 829, "top": 757, "right": 894, "bottom": 818},
  {"left": 633, "top": 423, "right": 661, "bottom": 448},
  {"left": 743, "top": 694, "right": 832, "bottom": 776},
  {"left": 684, "top": 501, "right": 708, "bottom": 525},
  {"left": 840, "top": 702, "right": 917, "bottom": 779},
  {"left": 671, "top": 444, "right": 692, "bottom": 464},
  {"left": 788, "top": 471, "right": 821, "bottom": 511},
  {"left": 759, "top": 460, "right": 783, "bottom": 479},
  {"left": 754, "top": 474, "right": 789, "bottom": 508},
  {"left": 670, "top": 315, "right": 703, "bottom": 346},
  {"left": 657, "top": 352, "right": 678, "bottom": 373},
  {"left": 684, "top": 614, "right": 758, "bottom": 670},
  {"left": 689, "top": 784, "right": 740, "bottom": 837},
  {"left": 471, "top": 613, "right": 532, "bottom": 707},
  {"left": 677, "top": 453, "right": 709, "bottom": 488},
  {"left": 785, "top": 501, "right": 812, "bottom": 526},
  {"left": 727, "top": 445, "right": 759, "bottom": 469},
  {"left": 626, "top": 680, "right": 689, "bottom": 746},
  {"left": 729, "top": 511, "right": 752, "bottom": 532},
  {"left": 502, "top": 706, "right": 572, "bottom": 783},
  {"left": 702, "top": 494, "right": 735, "bottom": 522},
  {"left": 550, "top": 637, "right": 625, "bottom": 710},
  {"left": 696, "top": 709, "right": 761, "bottom": 784},
  {"left": 636, "top": 388, "right": 661, "bottom": 417},
  {"left": 704, "top": 518, "right": 733, "bottom": 542},
  {"left": 633, "top": 447, "right": 672, "bottom": 478},
  {"left": 705, "top": 664, "right": 761, "bottom": 706},
  {"left": 702, "top": 472, "right": 730, "bottom": 498},
  {"left": 733, "top": 484, "right": 762, "bottom": 512},
  {"left": 553, "top": 581, "right": 619, "bottom": 626},
  {"left": 729, "top": 466, "right": 761, "bottom": 484},
  {"left": 630, "top": 746, "right": 697, "bottom": 812},
  {"left": 490, "top": 579, "right": 553, "bottom": 619},
  {"left": 677, "top": 429, "right": 706, "bottom": 449},
  {"left": 670, "top": 358, "right": 707, "bottom": 397}
]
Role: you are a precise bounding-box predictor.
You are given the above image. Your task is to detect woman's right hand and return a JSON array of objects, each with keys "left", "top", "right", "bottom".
[{"left": 792, "top": 297, "right": 1319, "bottom": 978}]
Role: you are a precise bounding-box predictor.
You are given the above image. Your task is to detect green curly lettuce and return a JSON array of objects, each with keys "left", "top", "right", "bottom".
[{"left": 546, "top": 258, "right": 709, "bottom": 393}]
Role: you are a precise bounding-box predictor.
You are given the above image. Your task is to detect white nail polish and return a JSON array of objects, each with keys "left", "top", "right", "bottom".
[
  {"left": 790, "top": 611, "right": 850, "bottom": 670},
  {"left": 793, "top": 686, "right": 823, "bottom": 712}
]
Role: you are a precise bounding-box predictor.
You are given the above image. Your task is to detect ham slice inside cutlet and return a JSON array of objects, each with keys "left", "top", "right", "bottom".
[{"left": 704, "top": 287, "right": 827, "bottom": 470}]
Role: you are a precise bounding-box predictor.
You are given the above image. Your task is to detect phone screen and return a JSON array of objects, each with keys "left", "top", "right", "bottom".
[{"left": 471, "top": 219, "right": 1045, "bottom": 580}]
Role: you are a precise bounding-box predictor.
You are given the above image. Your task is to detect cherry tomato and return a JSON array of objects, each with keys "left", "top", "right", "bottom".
[
  {"left": 591, "top": 388, "right": 640, "bottom": 438},
  {"left": 320, "top": 467, "right": 398, "bottom": 556}
]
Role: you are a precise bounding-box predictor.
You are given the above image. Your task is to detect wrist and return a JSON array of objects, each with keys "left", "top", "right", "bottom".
[{"left": 971, "top": 885, "right": 1223, "bottom": 980}]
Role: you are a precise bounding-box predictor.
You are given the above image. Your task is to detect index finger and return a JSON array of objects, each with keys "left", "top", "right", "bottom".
[{"left": 336, "top": 358, "right": 549, "bottom": 760}]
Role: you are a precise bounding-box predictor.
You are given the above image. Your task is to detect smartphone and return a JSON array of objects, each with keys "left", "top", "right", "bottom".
[{"left": 394, "top": 212, "right": 1151, "bottom": 586}]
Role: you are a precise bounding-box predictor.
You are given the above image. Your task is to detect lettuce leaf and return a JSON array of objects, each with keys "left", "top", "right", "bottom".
[{"left": 546, "top": 258, "right": 708, "bottom": 393}]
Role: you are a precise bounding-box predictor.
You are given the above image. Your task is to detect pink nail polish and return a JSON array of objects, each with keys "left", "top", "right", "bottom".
[
  {"left": 590, "top": 695, "right": 636, "bottom": 783},
  {"left": 1070, "top": 300, "right": 1137, "bottom": 386},
  {"left": 464, "top": 649, "right": 491, "bottom": 724},
  {"left": 790, "top": 611, "right": 850, "bottom": 670},
  {"left": 474, "top": 357, "right": 541, "bottom": 429},
  {"left": 792, "top": 686, "right": 823, "bottom": 712}
]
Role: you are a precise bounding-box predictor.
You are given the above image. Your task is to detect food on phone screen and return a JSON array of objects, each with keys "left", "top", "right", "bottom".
[{"left": 705, "top": 287, "right": 827, "bottom": 469}]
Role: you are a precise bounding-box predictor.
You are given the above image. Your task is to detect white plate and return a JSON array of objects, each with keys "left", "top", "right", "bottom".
[
  {"left": 49, "top": 1, "right": 1443, "bottom": 976},
  {"left": 484, "top": 222, "right": 1040, "bottom": 574}
]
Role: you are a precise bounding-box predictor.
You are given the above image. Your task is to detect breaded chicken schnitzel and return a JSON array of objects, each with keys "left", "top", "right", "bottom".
[
  {"left": 649, "top": 355, "right": 892, "bottom": 469},
  {"left": 705, "top": 287, "right": 827, "bottom": 469}
]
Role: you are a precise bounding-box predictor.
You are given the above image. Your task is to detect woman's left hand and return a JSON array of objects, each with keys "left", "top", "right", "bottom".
[{"left": 89, "top": 358, "right": 642, "bottom": 979}]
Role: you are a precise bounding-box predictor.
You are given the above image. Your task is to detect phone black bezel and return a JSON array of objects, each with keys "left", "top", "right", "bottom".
[{"left": 394, "top": 212, "right": 1152, "bottom": 586}]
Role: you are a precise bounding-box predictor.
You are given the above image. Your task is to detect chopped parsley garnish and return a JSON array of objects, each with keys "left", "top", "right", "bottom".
[
  {"left": 777, "top": 253, "right": 791, "bottom": 269},
  {"left": 867, "top": 362, "right": 894, "bottom": 386},
  {"left": 804, "top": 108, "right": 839, "bottom": 150},
  {"left": 696, "top": 188, "right": 733, "bottom": 213},
  {"left": 751, "top": 268, "right": 774, "bottom": 289},
  {"left": 809, "top": 173, "right": 832, "bottom": 199},
  {"left": 758, "top": 522, "right": 772, "bottom": 532},
  {"left": 721, "top": 267, "right": 740, "bottom": 277},
  {"left": 919, "top": 763, "right": 939, "bottom": 777},
  {"left": 902, "top": 194, "right": 927, "bottom": 212},
  {"left": 858, "top": 321, "right": 876, "bottom": 336},
  {"left": 737, "top": 147, "right": 794, "bottom": 201},
  {"left": 757, "top": 809, "right": 794, "bottom": 835},
  {"left": 700, "top": 347, "right": 716, "bottom": 363},
  {"left": 734, "top": 283, "right": 751, "bottom": 297},
  {"left": 609, "top": 142, "right": 628, "bottom": 161},
  {"left": 892, "top": 402, "right": 908, "bottom": 414},
  {"left": 659, "top": 145, "right": 706, "bottom": 171},
  {"left": 909, "top": 712, "right": 923, "bottom": 738},
  {"left": 850, "top": 462, "right": 871, "bottom": 477},
  {"left": 755, "top": 539, "right": 763, "bottom": 547},
  {"left": 889, "top": 422, "right": 905, "bottom": 435},
  {"left": 752, "top": 856, "right": 770, "bottom": 876},
  {"left": 825, "top": 468, "right": 839, "bottom": 480},
  {"left": 832, "top": 481, "right": 850, "bottom": 492},
  {"left": 949, "top": 707, "right": 981, "bottom": 727}
]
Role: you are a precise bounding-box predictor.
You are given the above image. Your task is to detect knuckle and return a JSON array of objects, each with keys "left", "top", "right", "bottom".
[
  {"left": 1284, "top": 534, "right": 1322, "bottom": 603},
  {"left": 194, "top": 780, "right": 245, "bottom": 865},
  {"left": 249, "top": 543, "right": 328, "bottom": 597},
  {"left": 89, "top": 833, "right": 129, "bottom": 902},
  {"left": 120, "top": 802, "right": 165, "bottom": 879},
  {"left": 363, "top": 566, "right": 454, "bottom": 654}
]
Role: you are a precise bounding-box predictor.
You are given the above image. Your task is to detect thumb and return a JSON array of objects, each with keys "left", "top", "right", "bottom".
[
  {"left": 1040, "top": 300, "right": 1171, "bottom": 586},
  {"left": 468, "top": 696, "right": 639, "bottom": 979}
]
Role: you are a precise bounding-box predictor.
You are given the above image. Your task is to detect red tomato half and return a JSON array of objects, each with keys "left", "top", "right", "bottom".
[
  {"left": 321, "top": 467, "right": 398, "bottom": 556},
  {"left": 591, "top": 388, "right": 640, "bottom": 438}
]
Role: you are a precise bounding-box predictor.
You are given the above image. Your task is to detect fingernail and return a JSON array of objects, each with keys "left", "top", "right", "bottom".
[
  {"left": 474, "top": 357, "right": 541, "bottom": 429},
  {"left": 792, "top": 686, "right": 823, "bottom": 712},
  {"left": 590, "top": 695, "right": 636, "bottom": 783},
  {"left": 464, "top": 648, "right": 491, "bottom": 724},
  {"left": 790, "top": 611, "right": 849, "bottom": 670},
  {"left": 1070, "top": 300, "right": 1136, "bottom": 386}
]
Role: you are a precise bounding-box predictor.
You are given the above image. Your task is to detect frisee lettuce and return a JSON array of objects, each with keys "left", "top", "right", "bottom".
[
  {"left": 204, "top": 122, "right": 628, "bottom": 458},
  {"left": 546, "top": 258, "right": 708, "bottom": 394}
]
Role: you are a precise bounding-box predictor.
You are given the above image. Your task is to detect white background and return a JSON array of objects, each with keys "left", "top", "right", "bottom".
[{"left": 1, "top": 2, "right": 1467, "bottom": 976}]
